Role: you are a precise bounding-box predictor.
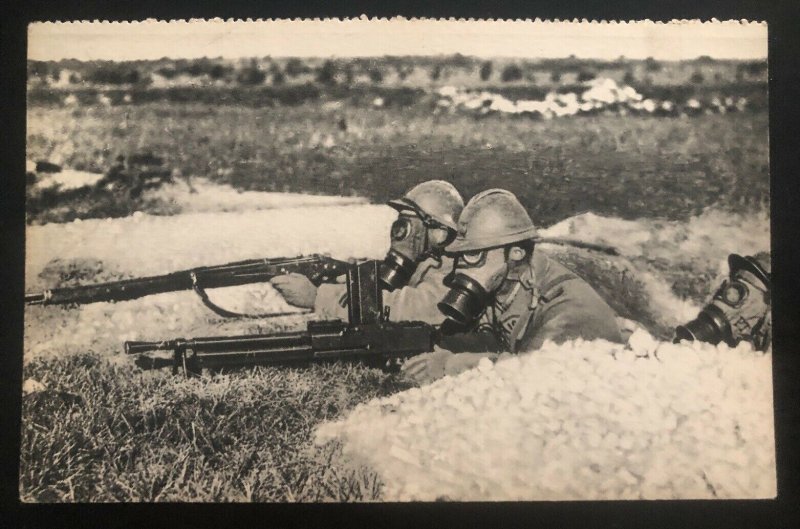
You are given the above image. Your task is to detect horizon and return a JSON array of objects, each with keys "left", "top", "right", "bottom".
[
  {"left": 29, "top": 19, "right": 767, "bottom": 62},
  {"left": 28, "top": 54, "right": 766, "bottom": 64}
]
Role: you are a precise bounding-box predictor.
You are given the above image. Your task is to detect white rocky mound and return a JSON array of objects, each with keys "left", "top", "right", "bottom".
[
  {"left": 143, "top": 177, "right": 368, "bottom": 214},
  {"left": 315, "top": 331, "right": 775, "bottom": 501},
  {"left": 435, "top": 78, "right": 749, "bottom": 119}
]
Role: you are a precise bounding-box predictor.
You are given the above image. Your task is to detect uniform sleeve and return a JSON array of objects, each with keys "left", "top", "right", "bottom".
[
  {"left": 438, "top": 331, "right": 501, "bottom": 353},
  {"left": 383, "top": 278, "right": 450, "bottom": 324},
  {"left": 313, "top": 283, "right": 349, "bottom": 320},
  {"left": 314, "top": 259, "right": 452, "bottom": 324},
  {"left": 521, "top": 279, "right": 623, "bottom": 352},
  {"left": 314, "top": 273, "right": 451, "bottom": 324}
]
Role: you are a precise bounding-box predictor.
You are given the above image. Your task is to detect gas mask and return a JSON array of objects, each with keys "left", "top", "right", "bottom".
[
  {"left": 438, "top": 246, "right": 526, "bottom": 327},
  {"left": 675, "top": 254, "right": 771, "bottom": 351},
  {"left": 379, "top": 211, "right": 451, "bottom": 291}
]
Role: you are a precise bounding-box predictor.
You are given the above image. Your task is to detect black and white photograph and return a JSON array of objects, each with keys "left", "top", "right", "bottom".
[{"left": 21, "top": 18, "right": 773, "bottom": 502}]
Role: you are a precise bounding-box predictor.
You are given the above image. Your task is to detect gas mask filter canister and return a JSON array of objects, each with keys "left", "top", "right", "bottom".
[
  {"left": 438, "top": 248, "right": 511, "bottom": 327},
  {"left": 675, "top": 254, "right": 771, "bottom": 351},
  {"left": 379, "top": 215, "right": 429, "bottom": 291}
]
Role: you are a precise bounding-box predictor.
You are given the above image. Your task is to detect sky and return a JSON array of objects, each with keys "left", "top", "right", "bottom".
[{"left": 28, "top": 18, "right": 768, "bottom": 62}]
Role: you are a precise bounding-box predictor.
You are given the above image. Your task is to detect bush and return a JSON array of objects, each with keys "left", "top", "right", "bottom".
[
  {"left": 644, "top": 57, "right": 662, "bottom": 72},
  {"left": 690, "top": 71, "right": 705, "bottom": 84},
  {"left": 430, "top": 65, "right": 442, "bottom": 82},
  {"left": 396, "top": 65, "right": 412, "bottom": 81},
  {"left": 28, "top": 61, "right": 51, "bottom": 80},
  {"left": 317, "top": 60, "right": 338, "bottom": 86},
  {"left": 694, "top": 55, "right": 716, "bottom": 65},
  {"left": 88, "top": 64, "right": 141, "bottom": 85},
  {"left": 623, "top": 70, "right": 636, "bottom": 85},
  {"left": 444, "top": 53, "right": 473, "bottom": 68},
  {"left": 186, "top": 62, "right": 205, "bottom": 77},
  {"left": 237, "top": 66, "right": 266, "bottom": 86},
  {"left": 737, "top": 61, "right": 767, "bottom": 78},
  {"left": 577, "top": 70, "right": 596, "bottom": 82},
  {"left": 368, "top": 68, "right": 384, "bottom": 84},
  {"left": 479, "top": 61, "right": 493, "bottom": 81},
  {"left": 550, "top": 70, "right": 562, "bottom": 83},
  {"left": 500, "top": 64, "right": 523, "bottom": 83},
  {"left": 285, "top": 58, "right": 310, "bottom": 77},
  {"left": 209, "top": 64, "right": 232, "bottom": 81},
  {"left": 344, "top": 64, "right": 355, "bottom": 85},
  {"left": 156, "top": 67, "right": 177, "bottom": 80}
]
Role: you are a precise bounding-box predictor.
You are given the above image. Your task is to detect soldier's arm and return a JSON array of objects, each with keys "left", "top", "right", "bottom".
[{"left": 315, "top": 273, "right": 453, "bottom": 324}]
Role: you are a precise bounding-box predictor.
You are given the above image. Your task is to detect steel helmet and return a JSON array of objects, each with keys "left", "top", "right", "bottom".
[
  {"left": 446, "top": 189, "right": 539, "bottom": 253},
  {"left": 387, "top": 180, "right": 463, "bottom": 231},
  {"left": 729, "top": 252, "right": 771, "bottom": 288}
]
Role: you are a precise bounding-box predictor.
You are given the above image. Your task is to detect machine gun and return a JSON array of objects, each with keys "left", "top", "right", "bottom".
[
  {"left": 25, "top": 254, "right": 351, "bottom": 318},
  {"left": 125, "top": 261, "right": 439, "bottom": 376}
]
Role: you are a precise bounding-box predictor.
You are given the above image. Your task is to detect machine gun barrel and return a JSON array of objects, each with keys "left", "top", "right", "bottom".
[
  {"left": 125, "top": 320, "right": 436, "bottom": 374},
  {"left": 25, "top": 254, "right": 350, "bottom": 308},
  {"left": 125, "top": 260, "right": 438, "bottom": 375}
]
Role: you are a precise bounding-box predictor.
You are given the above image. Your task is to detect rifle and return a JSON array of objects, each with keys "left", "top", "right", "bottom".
[
  {"left": 125, "top": 261, "right": 438, "bottom": 376},
  {"left": 25, "top": 254, "right": 351, "bottom": 318},
  {"left": 536, "top": 237, "right": 619, "bottom": 256}
]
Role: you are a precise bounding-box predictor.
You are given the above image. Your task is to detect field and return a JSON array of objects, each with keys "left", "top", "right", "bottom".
[
  {"left": 21, "top": 59, "right": 772, "bottom": 502},
  {"left": 26, "top": 103, "right": 768, "bottom": 227}
]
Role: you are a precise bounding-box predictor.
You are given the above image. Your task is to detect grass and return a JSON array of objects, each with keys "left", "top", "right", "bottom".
[
  {"left": 21, "top": 89, "right": 770, "bottom": 502},
  {"left": 26, "top": 102, "right": 769, "bottom": 227},
  {"left": 20, "top": 353, "right": 414, "bottom": 502}
]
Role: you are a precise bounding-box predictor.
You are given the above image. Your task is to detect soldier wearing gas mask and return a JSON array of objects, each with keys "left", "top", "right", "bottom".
[
  {"left": 270, "top": 180, "right": 464, "bottom": 324},
  {"left": 674, "top": 252, "right": 771, "bottom": 352},
  {"left": 402, "top": 189, "right": 623, "bottom": 385}
]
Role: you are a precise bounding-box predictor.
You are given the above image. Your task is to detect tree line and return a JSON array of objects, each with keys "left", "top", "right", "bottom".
[{"left": 27, "top": 56, "right": 768, "bottom": 88}]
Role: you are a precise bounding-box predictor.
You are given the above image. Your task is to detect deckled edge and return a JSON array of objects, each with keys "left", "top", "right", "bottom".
[{"left": 28, "top": 17, "right": 767, "bottom": 26}]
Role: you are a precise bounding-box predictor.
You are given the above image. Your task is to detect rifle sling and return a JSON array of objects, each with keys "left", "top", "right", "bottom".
[{"left": 191, "top": 273, "right": 311, "bottom": 319}]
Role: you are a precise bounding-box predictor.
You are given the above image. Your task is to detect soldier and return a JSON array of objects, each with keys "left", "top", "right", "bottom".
[
  {"left": 270, "top": 180, "right": 464, "bottom": 324},
  {"left": 402, "top": 188, "right": 624, "bottom": 384},
  {"left": 675, "top": 252, "right": 771, "bottom": 352}
]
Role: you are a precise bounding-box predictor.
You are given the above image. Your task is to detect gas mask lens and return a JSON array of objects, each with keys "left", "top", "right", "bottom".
[
  {"left": 390, "top": 218, "right": 411, "bottom": 241},
  {"left": 379, "top": 214, "right": 427, "bottom": 292},
  {"left": 460, "top": 250, "right": 486, "bottom": 267},
  {"left": 719, "top": 280, "right": 748, "bottom": 307}
]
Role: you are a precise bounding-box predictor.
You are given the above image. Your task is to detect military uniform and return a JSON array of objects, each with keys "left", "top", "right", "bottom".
[
  {"left": 314, "top": 256, "right": 455, "bottom": 324},
  {"left": 270, "top": 180, "right": 465, "bottom": 325},
  {"left": 480, "top": 249, "right": 623, "bottom": 353},
  {"left": 404, "top": 188, "right": 623, "bottom": 385}
]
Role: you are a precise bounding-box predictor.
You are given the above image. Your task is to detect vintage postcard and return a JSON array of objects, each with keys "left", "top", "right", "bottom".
[{"left": 22, "top": 18, "right": 772, "bottom": 502}]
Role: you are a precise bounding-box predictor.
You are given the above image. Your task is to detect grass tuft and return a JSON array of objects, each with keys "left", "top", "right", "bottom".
[{"left": 20, "top": 353, "right": 414, "bottom": 502}]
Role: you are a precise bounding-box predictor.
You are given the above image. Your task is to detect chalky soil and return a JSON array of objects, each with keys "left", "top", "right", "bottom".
[{"left": 315, "top": 332, "right": 776, "bottom": 501}]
